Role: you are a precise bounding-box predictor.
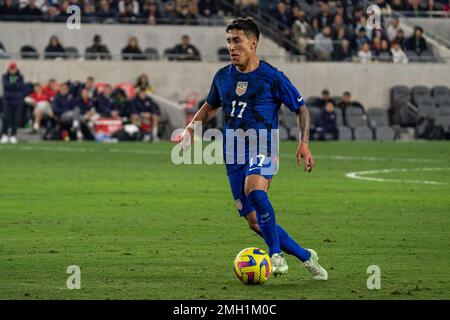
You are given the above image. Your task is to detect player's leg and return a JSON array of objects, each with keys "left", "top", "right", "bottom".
[
  {"left": 244, "top": 174, "right": 288, "bottom": 276},
  {"left": 244, "top": 211, "right": 328, "bottom": 280},
  {"left": 244, "top": 212, "right": 310, "bottom": 261}
]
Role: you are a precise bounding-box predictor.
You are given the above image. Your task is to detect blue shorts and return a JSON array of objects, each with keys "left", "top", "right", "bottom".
[{"left": 227, "top": 155, "right": 276, "bottom": 217}]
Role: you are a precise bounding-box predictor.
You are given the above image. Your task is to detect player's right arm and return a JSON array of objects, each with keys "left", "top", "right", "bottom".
[
  {"left": 179, "top": 71, "right": 221, "bottom": 150},
  {"left": 179, "top": 102, "right": 218, "bottom": 148}
]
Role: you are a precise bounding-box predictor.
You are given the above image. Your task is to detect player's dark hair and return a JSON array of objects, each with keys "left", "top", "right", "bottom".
[{"left": 226, "top": 17, "right": 260, "bottom": 40}]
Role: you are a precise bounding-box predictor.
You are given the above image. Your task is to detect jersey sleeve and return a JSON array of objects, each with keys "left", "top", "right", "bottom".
[
  {"left": 206, "top": 72, "right": 221, "bottom": 109},
  {"left": 275, "top": 71, "right": 305, "bottom": 112}
]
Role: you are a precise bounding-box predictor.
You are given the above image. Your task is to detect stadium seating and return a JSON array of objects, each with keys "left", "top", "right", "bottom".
[
  {"left": 412, "top": 85, "right": 431, "bottom": 104},
  {"left": 65, "top": 46, "right": 80, "bottom": 59},
  {"left": 354, "top": 127, "right": 374, "bottom": 141},
  {"left": 144, "top": 47, "right": 159, "bottom": 61},
  {"left": 375, "top": 127, "right": 396, "bottom": 141},
  {"left": 338, "top": 126, "right": 352, "bottom": 141},
  {"left": 434, "top": 106, "right": 450, "bottom": 135},
  {"left": 20, "top": 45, "right": 39, "bottom": 59},
  {"left": 335, "top": 108, "right": 344, "bottom": 127},
  {"left": 345, "top": 107, "right": 367, "bottom": 129}
]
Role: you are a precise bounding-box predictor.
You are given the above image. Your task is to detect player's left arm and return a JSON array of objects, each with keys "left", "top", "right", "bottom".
[
  {"left": 295, "top": 106, "right": 314, "bottom": 173},
  {"left": 275, "top": 71, "right": 315, "bottom": 173}
]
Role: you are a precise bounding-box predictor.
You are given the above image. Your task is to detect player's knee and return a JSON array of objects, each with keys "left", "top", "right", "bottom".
[
  {"left": 245, "top": 186, "right": 264, "bottom": 196},
  {"left": 247, "top": 220, "right": 261, "bottom": 234}
]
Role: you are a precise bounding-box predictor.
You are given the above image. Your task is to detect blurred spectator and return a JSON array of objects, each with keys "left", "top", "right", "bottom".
[
  {"left": 387, "top": 17, "right": 401, "bottom": 42},
  {"left": 122, "top": 36, "right": 145, "bottom": 60},
  {"left": 355, "top": 15, "right": 371, "bottom": 40},
  {"left": 198, "top": 0, "right": 218, "bottom": 18},
  {"left": 332, "top": 39, "right": 352, "bottom": 62},
  {"left": 351, "top": 27, "right": 370, "bottom": 52},
  {"left": 373, "top": 38, "right": 392, "bottom": 62},
  {"left": 406, "top": 26, "right": 428, "bottom": 56},
  {"left": 316, "top": 1, "right": 333, "bottom": 29},
  {"left": 135, "top": 73, "right": 155, "bottom": 94},
  {"left": 1, "top": 62, "right": 25, "bottom": 144},
  {"left": 374, "top": 0, "right": 389, "bottom": 14},
  {"left": 73, "top": 87, "right": 98, "bottom": 140},
  {"left": 394, "top": 29, "right": 407, "bottom": 50},
  {"left": 389, "top": 0, "right": 405, "bottom": 11},
  {"left": 19, "top": 0, "right": 42, "bottom": 21},
  {"left": 96, "top": 0, "right": 117, "bottom": 23},
  {"left": 316, "top": 101, "right": 339, "bottom": 141},
  {"left": 43, "top": 79, "right": 58, "bottom": 100},
  {"left": 144, "top": 0, "right": 161, "bottom": 25},
  {"left": 337, "top": 91, "right": 352, "bottom": 118},
  {"left": 113, "top": 87, "right": 133, "bottom": 119},
  {"left": 273, "top": 1, "right": 292, "bottom": 39},
  {"left": 85, "top": 34, "right": 112, "bottom": 60},
  {"left": 83, "top": 2, "right": 97, "bottom": 23},
  {"left": 119, "top": 0, "right": 141, "bottom": 23},
  {"left": 44, "top": 35, "right": 66, "bottom": 59},
  {"left": 0, "top": 0, "right": 20, "bottom": 20},
  {"left": 314, "top": 26, "right": 333, "bottom": 61},
  {"left": 310, "top": 17, "right": 320, "bottom": 35},
  {"left": 172, "top": 35, "right": 201, "bottom": 61},
  {"left": 24, "top": 82, "right": 53, "bottom": 133},
  {"left": 291, "top": 8, "right": 313, "bottom": 55},
  {"left": 52, "top": 83, "right": 78, "bottom": 139},
  {"left": 55, "top": 0, "right": 70, "bottom": 22},
  {"left": 131, "top": 89, "right": 160, "bottom": 141},
  {"left": 391, "top": 40, "right": 409, "bottom": 64},
  {"left": 358, "top": 43, "right": 372, "bottom": 63},
  {"left": 45, "top": 4, "right": 61, "bottom": 22},
  {"left": 334, "top": 26, "right": 350, "bottom": 43},
  {"left": 118, "top": 0, "right": 139, "bottom": 16},
  {"left": 332, "top": 14, "right": 351, "bottom": 40},
  {"left": 235, "top": 0, "right": 257, "bottom": 15},
  {"left": 161, "top": 1, "right": 177, "bottom": 24},
  {"left": 96, "top": 84, "right": 116, "bottom": 116},
  {"left": 177, "top": 0, "right": 198, "bottom": 25},
  {"left": 82, "top": 76, "right": 97, "bottom": 99},
  {"left": 317, "top": 89, "right": 334, "bottom": 109},
  {"left": 405, "top": 0, "right": 425, "bottom": 15}
]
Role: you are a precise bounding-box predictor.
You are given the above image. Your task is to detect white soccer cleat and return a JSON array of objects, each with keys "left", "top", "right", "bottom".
[
  {"left": 271, "top": 253, "right": 288, "bottom": 277},
  {"left": 304, "top": 249, "right": 328, "bottom": 280},
  {"left": 1, "top": 135, "right": 8, "bottom": 144},
  {"left": 9, "top": 136, "right": 18, "bottom": 144}
]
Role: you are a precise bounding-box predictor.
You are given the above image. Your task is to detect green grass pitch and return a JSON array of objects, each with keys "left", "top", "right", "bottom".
[{"left": 0, "top": 141, "right": 449, "bottom": 299}]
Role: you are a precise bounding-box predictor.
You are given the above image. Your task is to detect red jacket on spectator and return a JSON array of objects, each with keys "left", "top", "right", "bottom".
[
  {"left": 43, "top": 86, "right": 57, "bottom": 100},
  {"left": 28, "top": 92, "right": 49, "bottom": 103}
]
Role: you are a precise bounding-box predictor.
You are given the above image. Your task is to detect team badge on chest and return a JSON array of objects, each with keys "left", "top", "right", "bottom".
[{"left": 235, "top": 81, "right": 248, "bottom": 96}]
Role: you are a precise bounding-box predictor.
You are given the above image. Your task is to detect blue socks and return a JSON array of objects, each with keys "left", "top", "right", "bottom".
[
  {"left": 247, "top": 190, "right": 312, "bottom": 262},
  {"left": 247, "top": 190, "right": 281, "bottom": 257},
  {"left": 276, "top": 224, "right": 311, "bottom": 262}
]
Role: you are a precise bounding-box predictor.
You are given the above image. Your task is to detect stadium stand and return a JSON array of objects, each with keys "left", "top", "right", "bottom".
[{"left": 1, "top": 1, "right": 449, "bottom": 143}]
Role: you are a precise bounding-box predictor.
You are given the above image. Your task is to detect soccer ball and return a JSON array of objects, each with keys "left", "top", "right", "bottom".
[{"left": 234, "top": 247, "right": 272, "bottom": 285}]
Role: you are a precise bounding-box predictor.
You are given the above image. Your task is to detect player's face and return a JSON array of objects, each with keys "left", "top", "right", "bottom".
[{"left": 227, "top": 30, "right": 257, "bottom": 67}]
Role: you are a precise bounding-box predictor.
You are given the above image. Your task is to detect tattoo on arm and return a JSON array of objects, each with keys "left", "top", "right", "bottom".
[{"left": 297, "top": 106, "right": 310, "bottom": 144}]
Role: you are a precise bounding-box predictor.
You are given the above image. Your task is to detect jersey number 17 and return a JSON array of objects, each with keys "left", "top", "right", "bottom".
[{"left": 230, "top": 100, "right": 247, "bottom": 118}]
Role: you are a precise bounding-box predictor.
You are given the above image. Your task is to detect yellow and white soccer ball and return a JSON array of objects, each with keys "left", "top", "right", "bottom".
[{"left": 234, "top": 247, "right": 272, "bottom": 285}]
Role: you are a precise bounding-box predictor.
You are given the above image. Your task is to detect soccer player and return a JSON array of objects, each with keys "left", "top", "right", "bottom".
[{"left": 179, "top": 18, "right": 328, "bottom": 280}]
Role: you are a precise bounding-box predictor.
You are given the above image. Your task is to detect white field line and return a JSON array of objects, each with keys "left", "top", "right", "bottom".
[
  {"left": 346, "top": 167, "right": 450, "bottom": 185},
  {"left": 0, "top": 144, "right": 447, "bottom": 163}
]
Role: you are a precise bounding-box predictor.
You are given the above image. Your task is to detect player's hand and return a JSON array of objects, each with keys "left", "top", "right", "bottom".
[
  {"left": 178, "top": 127, "right": 194, "bottom": 152},
  {"left": 296, "top": 142, "right": 314, "bottom": 173}
]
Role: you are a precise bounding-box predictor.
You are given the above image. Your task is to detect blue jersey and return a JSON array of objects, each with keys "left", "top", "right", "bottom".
[{"left": 206, "top": 60, "right": 305, "bottom": 174}]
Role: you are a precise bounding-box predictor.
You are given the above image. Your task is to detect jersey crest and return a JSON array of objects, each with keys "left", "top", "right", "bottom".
[{"left": 235, "top": 81, "right": 248, "bottom": 96}]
